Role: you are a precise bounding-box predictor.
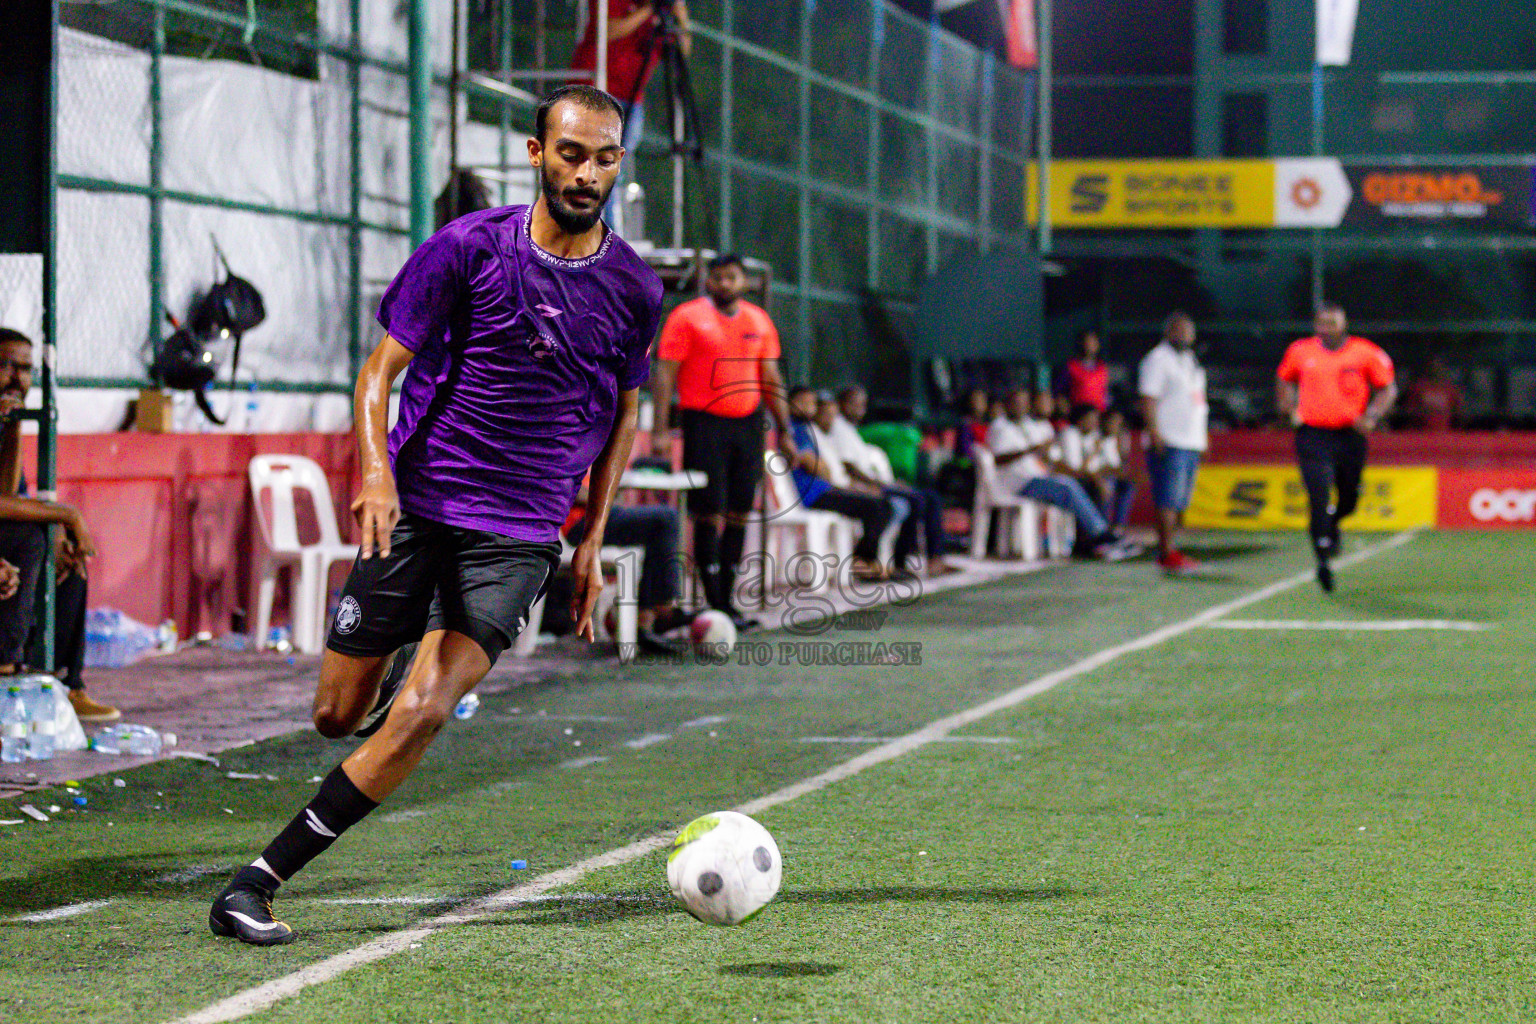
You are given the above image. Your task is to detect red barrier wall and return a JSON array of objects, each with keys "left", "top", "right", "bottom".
[
  {"left": 1203, "top": 429, "right": 1536, "bottom": 467},
  {"left": 29, "top": 427, "right": 1536, "bottom": 633},
  {"left": 26, "top": 434, "right": 359, "bottom": 637}
]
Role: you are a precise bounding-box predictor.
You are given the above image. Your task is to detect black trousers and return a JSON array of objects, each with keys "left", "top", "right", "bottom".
[
  {"left": 1294, "top": 425, "right": 1367, "bottom": 561},
  {"left": 810, "top": 487, "right": 915, "bottom": 565},
  {"left": 566, "top": 505, "right": 682, "bottom": 610},
  {"left": 0, "top": 519, "right": 87, "bottom": 688}
]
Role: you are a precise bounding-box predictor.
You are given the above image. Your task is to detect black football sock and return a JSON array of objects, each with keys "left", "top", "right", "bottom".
[
  {"left": 694, "top": 519, "right": 724, "bottom": 610},
  {"left": 719, "top": 524, "right": 747, "bottom": 611},
  {"left": 254, "top": 765, "right": 379, "bottom": 886}
]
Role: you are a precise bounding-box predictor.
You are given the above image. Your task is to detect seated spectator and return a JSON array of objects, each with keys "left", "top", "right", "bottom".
[
  {"left": 564, "top": 474, "right": 697, "bottom": 655},
  {"left": 1402, "top": 356, "right": 1462, "bottom": 431},
  {"left": 985, "top": 387, "right": 1135, "bottom": 561},
  {"left": 831, "top": 385, "right": 954, "bottom": 576},
  {"left": 1055, "top": 328, "right": 1111, "bottom": 413},
  {"left": 956, "top": 387, "right": 991, "bottom": 460},
  {"left": 1093, "top": 408, "right": 1137, "bottom": 532},
  {"left": 937, "top": 387, "right": 990, "bottom": 516},
  {"left": 0, "top": 328, "right": 115, "bottom": 720},
  {"left": 785, "top": 387, "right": 907, "bottom": 581},
  {"left": 1055, "top": 404, "right": 1102, "bottom": 493}
]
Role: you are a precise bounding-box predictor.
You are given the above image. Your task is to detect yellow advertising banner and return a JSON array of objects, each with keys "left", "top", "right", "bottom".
[
  {"left": 1027, "top": 159, "right": 1277, "bottom": 228},
  {"left": 1183, "top": 465, "right": 1439, "bottom": 531}
]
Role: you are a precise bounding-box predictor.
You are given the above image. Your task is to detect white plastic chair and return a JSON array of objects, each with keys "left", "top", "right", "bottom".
[
  {"left": 969, "top": 447, "right": 1043, "bottom": 561},
  {"left": 513, "top": 534, "right": 645, "bottom": 664},
  {"left": 249, "top": 455, "right": 360, "bottom": 654},
  {"left": 761, "top": 450, "right": 853, "bottom": 591}
]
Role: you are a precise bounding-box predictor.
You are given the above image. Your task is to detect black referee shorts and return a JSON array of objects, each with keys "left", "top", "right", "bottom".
[
  {"left": 326, "top": 511, "right": 560, "bottom": 666},
  {"left": 681, "top": 407, "right": 764, "bottom": 518}
]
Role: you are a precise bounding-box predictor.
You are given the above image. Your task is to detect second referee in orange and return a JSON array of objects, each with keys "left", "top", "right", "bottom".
[{"left": 1276, "top": 302, "right": 1398, "bottom": 592}]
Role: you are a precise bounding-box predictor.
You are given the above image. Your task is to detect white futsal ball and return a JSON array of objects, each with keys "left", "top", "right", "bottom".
[
  {"left": 689, "top": 609, "right": 737, "bottom": 662},
  {"left": 666, "top": 810, "right": 782, "bottom": 926}
]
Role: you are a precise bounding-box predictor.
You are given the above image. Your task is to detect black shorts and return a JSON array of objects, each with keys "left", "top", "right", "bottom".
[
  {"left": 680, "top": 407, "right": 764, "bottom": 517},
  {"left": 326, "top": 511, "right": 561, "bottom": 665}
]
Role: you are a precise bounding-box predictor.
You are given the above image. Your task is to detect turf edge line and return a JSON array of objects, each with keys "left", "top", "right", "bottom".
[{"left": 165, "top": 530, "right": 1416, "bottom": 1024}]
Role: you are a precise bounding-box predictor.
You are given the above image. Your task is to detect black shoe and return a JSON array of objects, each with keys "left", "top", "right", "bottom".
[
  {"left": 725, "top": 609, "right": 761, "bottom": 633},
  {"left": 355, "top": 642, "right": 416, "bottom": 738},
  {"left": 637, "top": 627, "right": 689, "bottom": 656},
  {"left": 1316, "top": 560, "right": 1335, "bottom": 593},
  {"left": 649, "top": 607, "right": 696, "bottom": 636},
  {"left": 210, "top": 869, "right": 296, "bottom": 946}
]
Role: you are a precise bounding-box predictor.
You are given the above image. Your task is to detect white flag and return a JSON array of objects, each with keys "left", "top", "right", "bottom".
[{"left": 1316, "top": 0, "right": 1359, "bottom": 66}]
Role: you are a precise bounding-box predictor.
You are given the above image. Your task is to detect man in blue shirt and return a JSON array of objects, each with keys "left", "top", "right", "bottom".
[{"left": 784, "top": 387, "right": 905, "bottom": 581}]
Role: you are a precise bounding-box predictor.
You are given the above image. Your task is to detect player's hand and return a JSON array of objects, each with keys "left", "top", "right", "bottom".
[
  {"left": 1352, "top": 414, "right": 1376, "bottom": 436},
  {"left": 570, "top": 539, "right": 604, "bottom": 642},
  {"left": 0, "top": 559, "right": 17, "bottom": 601},
  {"left": 0, "top": 393, "right": 25, "bottom": 420},
  {"left": 351, "top": 479, "right": 400, "bottom": 559},
  {"left": 1148, "top": 433, "right": 1166, "bottom": 455},
  {"left": 671, "top": 0, "right": 690, "bottom": 27}
]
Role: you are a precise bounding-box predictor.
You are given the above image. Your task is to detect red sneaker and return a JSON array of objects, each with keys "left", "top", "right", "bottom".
[{"left": 1158, "top": 550, "right": 1202, "bottom": 576}]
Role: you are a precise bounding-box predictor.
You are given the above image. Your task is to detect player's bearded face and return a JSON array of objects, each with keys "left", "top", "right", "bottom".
[{"left": 541, "top": 160, "right": 615, "bottom": 235}]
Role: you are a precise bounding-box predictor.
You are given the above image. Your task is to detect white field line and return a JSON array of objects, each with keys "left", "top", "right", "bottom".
[
  {"left": 10, "top": 900, "right": 117, "bottom": 923},
  {"left": 799, "top": 735, "right": 1019, "bottom": 745},
  {"left": 166, "top": 531, "right": 1416, "bottom": 1024},
  {"left": 1208, "top": 619, "right": 1490, "bottom": 632},
  {"left": 623, "top": 733, "right": 673, "bottom": 750}
]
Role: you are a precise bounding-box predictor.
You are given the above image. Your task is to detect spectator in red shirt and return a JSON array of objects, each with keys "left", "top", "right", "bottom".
[
  {"left": 570, "top": 1, "right": 692, "bottom": 222},
  {"left": 1056, "top": 329, "right": 1110, "bottom": 412},
  {"left": 1402, "top": 356, "right": 1462, "bottom": 432}
]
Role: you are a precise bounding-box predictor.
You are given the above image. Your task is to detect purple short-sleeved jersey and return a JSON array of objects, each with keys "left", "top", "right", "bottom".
[{"left": 377, "top": 205, "right": 663, "bottom": 541}]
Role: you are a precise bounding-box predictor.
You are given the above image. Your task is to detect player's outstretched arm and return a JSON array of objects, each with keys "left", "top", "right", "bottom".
[
  {"left": 571, "top": 387, "right": 641, "bottom": 641},
  {"left": 351, "top": 335, "right": 415, "bottom": 559}
]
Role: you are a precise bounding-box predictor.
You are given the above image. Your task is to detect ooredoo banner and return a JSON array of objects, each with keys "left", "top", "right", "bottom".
[{"left": 1438, "top": 468, "right": 1536, "bottom": 529}]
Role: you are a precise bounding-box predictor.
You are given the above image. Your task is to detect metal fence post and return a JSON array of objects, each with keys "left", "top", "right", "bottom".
[
  {"left": 347, "top": 0, "right": 363, "bottom": 381},
  {"left": 719, "top": 0, "right": 734, "bottom": 250},
  {"left": 797, "top": 0, "right": 813, "bottom": 380},
  {"left": 408, "top": 0, "right": 432, "bottom": 248},
  {"left": 865, "top": 0, "right": 882, "bottom": 291},
  {"left": 149, "top": 0, "right": 165, "bottom": 357}
]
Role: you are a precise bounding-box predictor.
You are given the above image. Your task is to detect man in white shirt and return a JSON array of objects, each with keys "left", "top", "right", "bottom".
[
  {"left": 984, "top": 388, "right": 1130, "bottom": 560},
  {"left": 1138, "top": 311, "right": 1208, "bottom": 575},
  {"left": 831, "top": 386, "right": 954, "bottom": 575}
]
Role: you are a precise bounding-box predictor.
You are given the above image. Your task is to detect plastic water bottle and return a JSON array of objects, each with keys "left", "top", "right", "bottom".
[
  {"left": 243, "top": 381, "right": 260, "bottom": 433},
  {"left": 1, "top": 686, "right": 26, "bottom": 763},
  {"left": 27, "top": 682, "right": 56, "bottom": 761},
  {"left": 85, "top": 609, "right": 161, "bottom": 668},
  {"left": 453, "top": 693, "right": 480, "bottom": 721},
  {"left": 90, "top": 723, "right": 177, "bottom": 756}
]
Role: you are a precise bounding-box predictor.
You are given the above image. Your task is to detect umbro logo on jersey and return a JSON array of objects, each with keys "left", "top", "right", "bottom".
[{"left": 534, "top": 303, "right": 564, "bottom": 318}]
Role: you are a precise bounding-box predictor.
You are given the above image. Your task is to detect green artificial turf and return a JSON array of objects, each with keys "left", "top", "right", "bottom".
[{"left": 3, "top": 531, "right": 1531, "bottom": 1023}]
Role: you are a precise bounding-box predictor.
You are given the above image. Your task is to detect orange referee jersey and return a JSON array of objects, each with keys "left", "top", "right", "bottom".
[
  {"left": 1277, "top": 335, "right": 1395, "bottom": 429},
  {"left": 656, "top": 296, "right": 780, "bottom": 419}
]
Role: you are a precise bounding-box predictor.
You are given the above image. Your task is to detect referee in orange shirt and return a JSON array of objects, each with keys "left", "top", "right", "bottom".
[
  {"left": 651, "top": 254, "right": 795, "bottom": 628},
  {"left": 1276, "top": 303, "right": 1398, "bottom": 592}
]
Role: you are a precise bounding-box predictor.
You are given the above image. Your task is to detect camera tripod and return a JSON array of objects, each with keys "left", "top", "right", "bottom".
[{"left": 624, "top": 4, "right": 703, "bottom": 249}]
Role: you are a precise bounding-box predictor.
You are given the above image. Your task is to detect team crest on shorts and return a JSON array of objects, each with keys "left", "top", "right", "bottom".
[{"left": 334, "top": 596, "right": 362, "bottom": 635}]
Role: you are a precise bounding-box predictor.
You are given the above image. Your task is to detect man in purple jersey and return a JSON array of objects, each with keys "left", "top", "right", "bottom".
[{"left": 209, "top": 85, "right": 662, "bottom": 945}]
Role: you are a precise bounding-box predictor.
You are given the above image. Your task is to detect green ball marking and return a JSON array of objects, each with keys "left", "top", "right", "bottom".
[{"left": 667, "top": 813, "right": 721, "bottom": 863}]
